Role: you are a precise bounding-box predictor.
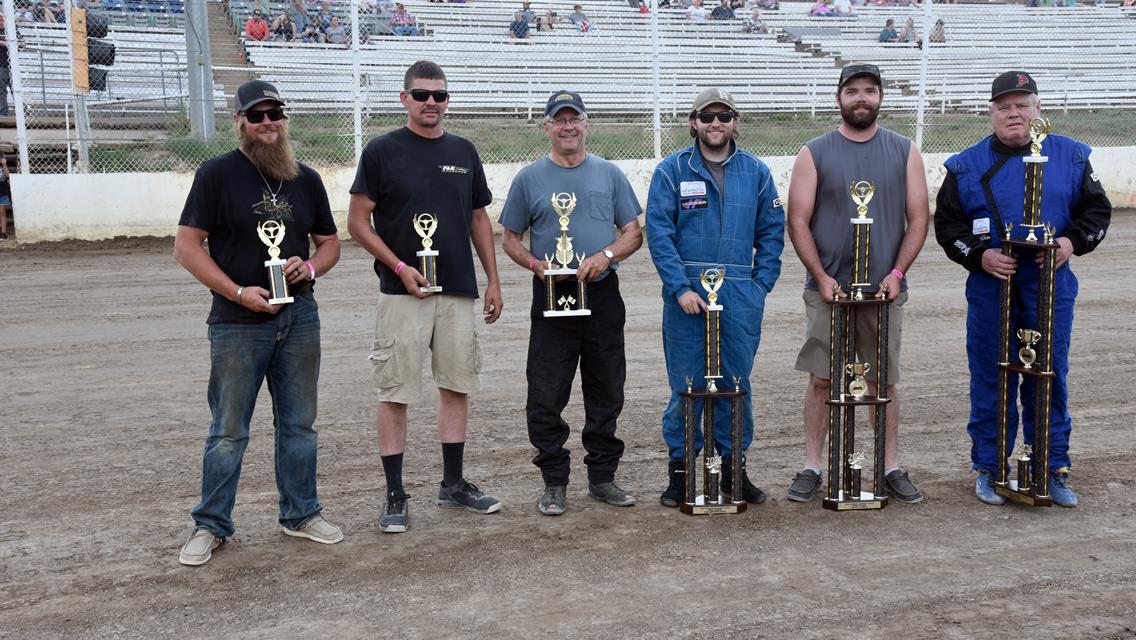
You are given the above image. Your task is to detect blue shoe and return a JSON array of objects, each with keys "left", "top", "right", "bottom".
[
  {"left": 975, "top": 471, "right": 1005, "bottom": 505},
  {"left": 1048, "top": 470, "right": 1078, "bottom": 507}
]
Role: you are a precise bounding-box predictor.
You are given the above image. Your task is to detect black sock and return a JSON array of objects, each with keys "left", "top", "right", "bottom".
[
  {"left": 381, "top": 453, "right": 404, "bottom": 496},
  {"left": 441, "top": 442, "right": 465, "bottom": 487}
]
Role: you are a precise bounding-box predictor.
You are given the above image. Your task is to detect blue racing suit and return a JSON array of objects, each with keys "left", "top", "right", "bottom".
[
  {"left": 935, "top": 134, "right": 1110, "bottom": 473},
  {"left": 646, "top": 142, "right": 785, "bottom": 461}
]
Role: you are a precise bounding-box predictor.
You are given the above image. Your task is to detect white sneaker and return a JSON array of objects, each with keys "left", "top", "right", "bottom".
[
  {"left": 179, "top": 528, "right": 222, "bottom": 566},
  {"left": 283, "top": 514, "right": 344, "bottom": 544}
]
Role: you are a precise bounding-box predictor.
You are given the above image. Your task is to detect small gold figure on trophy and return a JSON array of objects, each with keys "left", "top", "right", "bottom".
[
  {"left": 1028, "top": 117, "right": 1050, "bottom": 157},
  {"left": 1010, "top": 442, "right": 1033, "bottom": 491},
  {"left": 257, "top": 219, "right": 294, "bottom": 305},
  {"left": 1017, "top": 329, "right": 1041, "bottom": 368},
  {"left": 413, "top": 213, "right": 442, "bottom": 293},
  {"left": 845, "top": 361, "right": 871, "bottom": 400},
  {"left": 685, "top": 376, "right": 693, "bottom": 394},
  {"left": 850, "top": 180, "right": 875, "bottom": 220},
  {"left": 848, "top": 451, "right": 866, "bottom": 500}
]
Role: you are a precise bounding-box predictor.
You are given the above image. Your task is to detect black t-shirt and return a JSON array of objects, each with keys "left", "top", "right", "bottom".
[
  {"left": 179, "top": 149, "right": 337, "bottom": 324},
  {"left": 350, "top": 127, "right": 492, "bottom": 297},
  {"left": 0, "top": 170, "right": 10, "bottom": 198}
]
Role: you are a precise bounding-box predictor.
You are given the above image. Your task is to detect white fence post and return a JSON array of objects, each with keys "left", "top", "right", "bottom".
[
  {"left": 3, "top": 0, "right": 29, "bottom": 174},
  {"left": 351, "top": 0, "right": 362, "bottom": 166},
  {"left": 650, "top": 0, "right": 661, "bottom": 159}
]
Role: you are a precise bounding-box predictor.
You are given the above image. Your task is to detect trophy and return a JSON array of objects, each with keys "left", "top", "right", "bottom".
[
  {"left": 992, "top": 118, "right": 1058, "bottom": 507},
  {"left": 822, "top": 180, "right": 891, "bottom": 512},
  {"left": 542, "top": 192, "right": 591, "bottom": 318},
  {"left": 256, "top": 219, "right": 294, "bottom": 305},
  {"left": 413, "top": 213, "right": 442, "bottom": 293},
  {"left": 678, "top": 266, "right": 746, "bottom": 516}
]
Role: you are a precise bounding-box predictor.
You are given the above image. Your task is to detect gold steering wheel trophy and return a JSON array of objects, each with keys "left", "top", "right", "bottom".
[
  {"left": 413, "top": 213, "right": 442, "bottom": 293},
  {"left": 542, "top": 192, "right": 592, "bottom": 318},
  {"left": 992, "top": 120, "right": 1059, "bottom": 507},
  {"left": 677, "top": 265, "right": 748, "bottom": 516},
  {"left": 820, "top": 179, "right": 892, "bottom": 512},
  {"left": 257, "top": 219, "right": 294, "bottom": 305}
]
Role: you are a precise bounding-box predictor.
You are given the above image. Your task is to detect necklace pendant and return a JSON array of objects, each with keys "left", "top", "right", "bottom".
[{"left": 271, "top": 196, "right": 278, "bottom": 206}]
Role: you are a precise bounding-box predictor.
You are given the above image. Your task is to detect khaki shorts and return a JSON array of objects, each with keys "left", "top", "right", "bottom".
[
  {"left": 368, "top": 293, "right": 481, "bottom": 404},
  {"left": 795, "top": 288, "right": 907, "bottom": 384}
]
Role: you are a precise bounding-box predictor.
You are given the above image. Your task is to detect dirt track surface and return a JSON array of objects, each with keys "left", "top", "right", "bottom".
[{"left": 2, "top": 214, "right": 1134, "bottom": 640}]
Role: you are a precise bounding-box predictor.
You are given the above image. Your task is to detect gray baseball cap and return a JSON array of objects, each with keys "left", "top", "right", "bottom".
[{"left": 692, "top": 88, "right": 737, "bottom": 112}]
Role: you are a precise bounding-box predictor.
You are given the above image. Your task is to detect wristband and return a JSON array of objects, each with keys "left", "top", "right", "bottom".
[
  {"left": 528, "top": 258, "right": 541, "bottom": 271},
  {"left": 890, "top": 268, "right": 905, "bottom": 280},
  {"left": 395, "top": 261, "right": 406, "bottom": 275},
  {"left": 305, "top": 260, "right": 316, "bottom": 281},
  {"left": 236, "top": 286, "right": 244, "bottom": 305}
]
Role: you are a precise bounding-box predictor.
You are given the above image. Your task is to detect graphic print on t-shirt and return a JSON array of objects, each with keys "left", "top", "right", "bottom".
[{"left": 252, "top": 186, "right": 295, "bottom": 223}]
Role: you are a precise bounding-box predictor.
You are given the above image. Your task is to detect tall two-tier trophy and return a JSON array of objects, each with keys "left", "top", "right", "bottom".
[
  {"left": 993, "top": 117, "right": 1057, "bottom": 507},
  {"left": 823, "top": 181, "right": 891, "bottom": 511},
  {"left": 679, "top": 266, "right": 747, "bottom": 516},
  {"left": 413, "top": 213, "right": 442, "bottom": 293},
  {"left": 543, "top": 192, "right": 591, "bottom": 318},
  {"left": 257, "top": 219, "right": 294, "bottom": 305}
]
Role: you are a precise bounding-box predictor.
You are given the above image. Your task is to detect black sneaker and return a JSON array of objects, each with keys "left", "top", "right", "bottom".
[
  {"left": 538, "top": 484, "right": 567, "bottom": 516},
  {"left": 379, "top": 492, "right": 409, "bottom": 533},
  {"left": 588, "top": 481, "right": 636, "bottom": 507},
  {"left": 659, "top": 459, "right": 685, "bottom": 508},
  {"left": 436, "top": 479, "right": 502, "bottom": 513},
  {"left": 0, "top": 232, "right": 9, "bottom": 241},
  {"left": 786, "top": 469, "right": 822, "bottom": 502},
  {"left": 885, "top": 469, "right": 925, "bottom": 504},
  {"left": 721, "top": 454, "right": 767, "bottom": 504}
]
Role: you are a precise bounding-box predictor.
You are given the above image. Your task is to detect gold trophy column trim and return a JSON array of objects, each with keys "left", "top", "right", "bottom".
[{"left": 543, "top": 192, "right": 591, "bottom": 318}]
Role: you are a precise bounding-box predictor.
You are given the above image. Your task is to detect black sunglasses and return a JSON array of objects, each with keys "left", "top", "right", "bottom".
[
  {"left": 696, "top": 111, "right": 737, "bottom": 124},
  {"left": 408, "top": 89, "right": 450, "bottom": 103},
  {"left": 243, "top": 107, "right": 286, "bottom": 123}
]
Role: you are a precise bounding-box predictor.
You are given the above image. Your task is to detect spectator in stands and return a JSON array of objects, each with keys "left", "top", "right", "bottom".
[
  {"left": 878, "top": 18, "right": 897, "bottom": 42},
  {"left": 929, "top": 18, "right": 944, "bottom": 43},
  {"left": 0, "top": 13, "right": 10, "bottom": 119},
  {"left": 316, "top": 1, "right": 334, "bottom": 29},
  {"left": 271, "top": 11, "right": 297, "bottom": 42},
  {"left": 568, "top": 4, "right": 592, "bottom": 31},
  {"left": 15, "top": 2, "right": 34, "bottom": 24},
  {"left": 325, "top": 15, "right": 347, "bottom": 43},
  {"left": 809, "top": 0, "right": 833, "bottom": 17},
  {"left": 686, "top": 0, "right": 709, "bottom": 20},
  {"left": 298, "top": 20, "right": 323, "bottom": 42},
  {"left": 358, "top": 0, "right": 377, "bottom": 12},
  {"left": 290, "top": 0, "right": 310, "bottom": 33},
  {"left": 536, "top": 9, "right": 558, "bottom": 30},
  {"left": 749, "top": 0, "right": 778, "bottom": 9},
  {"left": 710, "top": 0, "right": 735, "bottom": 19},
  {"left": 898, "top": 17, "right": 920, "bottom": 45},
  {"left": 391, "top": 3, "right": 418, "bottom": 36},
  {"left": 832, "top": 0, "right": 855, "bottom": 16},
  {"left": 0, "top": 156, "right": 9, "bottom": 241},
  {"left": 245, "top": 9, "right": 270, "bottom": 41},
  {"left": 519, "top": 1, "right": 535, "bottom": 23},
  {"left": 742, "top": 9, "right": 768, "bottom": 32},
  {"left": 510, "top": 11, "right": 530, "bottom": 38}
]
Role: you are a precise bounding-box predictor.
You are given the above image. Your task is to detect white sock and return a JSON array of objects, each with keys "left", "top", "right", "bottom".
[{"left": 804, "top": 466, "right": 821, "bottom": 475}]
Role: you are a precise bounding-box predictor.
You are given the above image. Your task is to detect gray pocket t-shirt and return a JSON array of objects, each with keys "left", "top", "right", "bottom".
[{"left": 499, "top": 154, "right": 642, "bottom": 273}]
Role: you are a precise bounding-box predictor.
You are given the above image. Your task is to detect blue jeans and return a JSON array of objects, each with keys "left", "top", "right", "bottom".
[
  {"left": 393, "top": 25, "right": 418, "bottom": 36},
  {"left": 191, "top": 294, "right": 324, "bottom": 538}
]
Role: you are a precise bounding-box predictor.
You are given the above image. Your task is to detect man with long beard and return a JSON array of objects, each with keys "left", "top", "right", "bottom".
[
  {"left": 174, "top": 80, "right": 343, "bottom": 566},
  {"left": 785, "top": 64, "right": 929, "bottom": 504},
  {"left": 646, "top": 88, "right": 785, "bottom": 508}
]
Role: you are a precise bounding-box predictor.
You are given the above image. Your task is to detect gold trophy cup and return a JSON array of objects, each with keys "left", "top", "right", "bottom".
[
  {"left": 257, "top": 219, "right": 294, "bottom": 305},
  {"left": 543, "top": 192, "right": 591, "bottom": 318},
  {"left": 413, "top": 213, "right": 442, "bottom": 293}
]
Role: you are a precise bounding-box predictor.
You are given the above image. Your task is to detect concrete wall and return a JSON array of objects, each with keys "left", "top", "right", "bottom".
[{"left": 10, "top": 147, "right": 1135, "bottom": 243}]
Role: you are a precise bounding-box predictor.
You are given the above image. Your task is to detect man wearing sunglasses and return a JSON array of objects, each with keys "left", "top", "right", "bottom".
[
  {"left": 348, "top": 61, "right": 503, "bottom": 533},
  {"left": 646, "top": 88, "right": 785, "bottom": 509},
  {"left": 785, "top": 63, "right": 929, "bottom": 505},
  {"left": 499, "top": 91, "right": 643, "bottom": 516},
  {"left": 174, "top": 79, "right": 343, "bottom": 566}
]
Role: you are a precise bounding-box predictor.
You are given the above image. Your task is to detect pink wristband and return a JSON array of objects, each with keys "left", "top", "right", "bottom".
[
  {"left": 395, "top": 261, "right": 407, "bottom": 275},
  {"left": 890, "top": 268, "right": 905, "bottom": 280},
  {"left": 305, "top": 260, "right": 316, "bottom": 281},
  {"left": 528, "top": 258, "right": 541, "bottom": 271}
]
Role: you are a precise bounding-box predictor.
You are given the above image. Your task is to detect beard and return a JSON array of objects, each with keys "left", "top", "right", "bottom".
[
  {"left": 840, "top": 101, "right": 880, "bottom": 130},
  {"left": 697, "top": 128, "right": 735, "bottom": 151},
  {"left": 238, "top": 122, "right": 300, "bottom": 181}
]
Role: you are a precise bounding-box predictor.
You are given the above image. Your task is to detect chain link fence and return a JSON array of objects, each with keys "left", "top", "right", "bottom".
[{"left": 7, "top": 0, "right": 1136, "bottom": 174}]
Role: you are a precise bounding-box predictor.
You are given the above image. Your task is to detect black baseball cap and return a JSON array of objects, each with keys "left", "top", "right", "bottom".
[
  {"left": 839, "top": 63, "right": 882, "bottom": 90},
  {"left": 544, "top": 90, "right": 587, "bottom": 118},
  {"left": 234, "top": 80, "right": 285, "bottom": 114},
  {"left": 990, "top": 70, "right": 1038, "bottom": 101}
]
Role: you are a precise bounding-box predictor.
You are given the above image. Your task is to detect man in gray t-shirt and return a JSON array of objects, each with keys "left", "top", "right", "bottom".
[
  {"left": 785, "top": 64, "right": 930, "bottom": 505},
  {"left": 500, "top": 90, "right": 643, "bottom": 516}
]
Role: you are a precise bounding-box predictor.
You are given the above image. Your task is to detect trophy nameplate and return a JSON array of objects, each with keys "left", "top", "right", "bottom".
[
  {"left": 543, "top": 192, "right": 591, "bottom": 318},
  {"left": 413, "top": 213, "right": 442, "bottom": 293},
  {"left": 257, "top": 219, "right": 294, "bottom": 305}
]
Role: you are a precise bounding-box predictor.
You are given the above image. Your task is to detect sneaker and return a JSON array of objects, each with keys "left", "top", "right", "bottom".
[
  {"left": 1048, "top": 469, "right": 1078, "bottom": 507},
  {"left": 538, "top": 484, "right": 567, "bottom": 516},
  {"left": 721, "top": 455, "right": 767, "bottom": 504},
  {"left": 436, "top": 479, "right": 502, "bottom": 514},
  {"left": 379, "top": 492, "right": 409, "bottom": 533},
  {"left": 974, "top": 470, "right": 1005, "bottom": 505},
  {"left": 659, "top": 459, "right": 685, "bottom": 508},
  {"left": 588, "top": 481, "right": 636, "bottom": 507},
  {"left": 179, "top": 528, "right": 222, "bottom": 566},
  {"left": 786, "top": 469, "right": 822, "bottom": 502},
  {"left": 0, "top": 232, "right": 8, "bottom": 241},
  {"left": 283, "top": 514, "right": 344, "bottom": 544},
  {"left": 884, "top": 469, "right": 925, "bottom": 504}
]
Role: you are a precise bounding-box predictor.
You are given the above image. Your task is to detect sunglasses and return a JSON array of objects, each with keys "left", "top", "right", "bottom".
[
  {"left": 408, "top": 89, "right": 450, "bottom": 103},
  {"left": 696, "top": 111, "right": 737, "bottom": 124},
  {"left": 243, "top": 107, "right": 286, "bottom": 123}
]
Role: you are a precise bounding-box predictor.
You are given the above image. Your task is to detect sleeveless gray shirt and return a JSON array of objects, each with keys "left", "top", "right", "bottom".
[{"left": 804, "top": 127, "right": 911, "bottom": 293}]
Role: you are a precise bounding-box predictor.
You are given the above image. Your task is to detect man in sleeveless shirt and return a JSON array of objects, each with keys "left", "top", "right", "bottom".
[
  {"left": 786, "top": 64, "right": 930, "bottom": 504},
  {"left": 647, "top": 88, "right": 785, "bottom": 508},
  {"left": 933, "top": 71, "right": 1110, "bottom": 507}
]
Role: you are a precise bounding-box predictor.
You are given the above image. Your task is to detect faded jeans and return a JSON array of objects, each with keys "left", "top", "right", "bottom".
[{"left": 190, "top": 293, "right": 324, "bottom": 538}]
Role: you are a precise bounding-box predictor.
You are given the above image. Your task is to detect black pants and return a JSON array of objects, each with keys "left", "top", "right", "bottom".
[{"left": 526, "top": 272, "right": 626, "bottom": 485}]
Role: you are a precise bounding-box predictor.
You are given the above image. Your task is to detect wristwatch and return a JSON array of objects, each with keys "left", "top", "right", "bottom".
[{"left": 602, "top": 249, "right": 615, "bottom": 263}]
